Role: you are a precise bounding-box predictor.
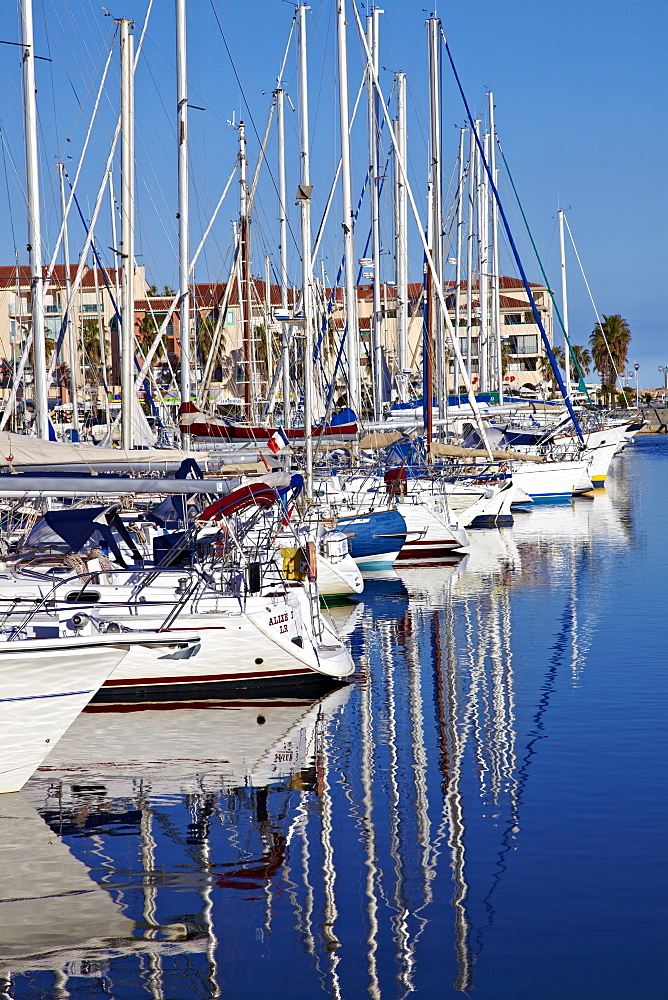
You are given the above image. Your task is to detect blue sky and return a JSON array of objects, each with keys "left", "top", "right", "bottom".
[{"left": 0, "top": 0, "right": 665, "bottom": 387}]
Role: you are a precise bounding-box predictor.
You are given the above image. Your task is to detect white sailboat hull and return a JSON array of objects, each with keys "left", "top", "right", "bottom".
[
  {"left": 0, "top": 636, "right": 130, "bottom": 794},
  {"left": 509, "top": 460, "right": 593, "bottom": 500}
]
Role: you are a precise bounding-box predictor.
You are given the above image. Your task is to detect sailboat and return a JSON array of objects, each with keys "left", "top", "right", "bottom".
[{"left": 179, "top": 401, "right": 358, "bottom": 442}]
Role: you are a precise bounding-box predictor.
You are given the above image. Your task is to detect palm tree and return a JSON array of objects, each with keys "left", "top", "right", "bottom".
[
  {"left": 197, "top": 313, "right": 225, "bottom": 361},
  {"left": 81, "top": 319, "right": 109, "bottom": 367},
  {"left": 570, "top": 345, "right": 591, "bottom": 380},
  {"left": 589, "top": 315, "right": 631, "bottom": 401},
  {"left": 538, "top": 347, "right": 562, "bottom": 380},
  {"left": 136, "top": 313, "right": 158, "bottom": 354}
]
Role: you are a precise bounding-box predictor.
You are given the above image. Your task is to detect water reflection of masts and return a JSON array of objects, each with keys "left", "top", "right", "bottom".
[
  {"left": 489, "top": 585, "right": 517, "bottom": 806},
  {"left": 360, "top": 650, "right": 381, "bottom": 999},
  {"left": 475, "top": 592, "right": 576, "bottom": 954},
  {"left": 381, "top": 620, "right": 412, "bottom": 992},
  {"left": 285, "top": 793, "right": 315, "bottom": 954},
  {"left": 388, "top": 610, "right": 438, "bottom": 995},
  {"left": 139, "top": 790, "right": 164, "bottom": 1000},
  {"left": 569, "top": 535, "right": 581, "bottom": 685},
  {"left": 193, "top": 792, "right": 221, "bottom": 998},
  {"left": 434, "top": 600, "right": 473, "bottom": 994},
  {"left": 317, "top": 705, "right": 343, "bottom": 999}
]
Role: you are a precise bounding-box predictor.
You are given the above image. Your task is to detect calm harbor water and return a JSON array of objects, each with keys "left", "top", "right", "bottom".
[{"left": 3, "top": 436, "right": 667, "bottom": 999}]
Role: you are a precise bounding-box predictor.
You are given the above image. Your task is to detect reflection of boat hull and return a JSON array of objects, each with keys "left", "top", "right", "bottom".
[
  {"left": 0, "top": 792, "right": 135, "bottom": 963},
  {"left": 33, "top": 686, "right": 351, "bottom": 795}
]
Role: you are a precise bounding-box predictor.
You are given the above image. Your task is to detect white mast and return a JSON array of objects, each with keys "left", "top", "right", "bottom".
[
  {"left": 454, "top": 128, "right": 466, "bottom": 399},
  {"left": 367, "top": 8, "right": 383, "bottom": 421},
  {"left": 558, "top": 208, "right": 572, "bottom": 399},
  {"left": 297, "top": 3, "right": 313, "bottom": 498},
  {"left": 108, "top": 170, "right": 122, "bottom": 306},
  {"left": 119, "top": 18, "right": 135, "bottom": 451},
  {"left": 477, "top": 124, "right": 489, "bottom": 393},
  {"left": 238, "top": 122, "right": 254, "bottom": 423},
  {"left": 394, "top": 72, "right": 408, "bottom": 402},
  {"left": 336, "top": 0, "right": 361, "bottom": 417},
  {"left": 58, "top": 162, "right": 80, "bottom": 439},
  {"left": 276, "top": 85, "right": 291, "bottom": 428},
  {"left": 21, "top": 0, "right": 49, "bottom": 439},
  {"left": 427, "top": 15, "right": 444, "bottom": 418},
  {"left": 465, "top": 128, "right": 475, "bottom": 381},
  {"left": 91, "top": 242, "right": 111, "bottom": 429},
  {"left": 176, "top": 0, "right": 191, "bottom": 444},
  {"left": 264, "top": 254, "right": 273, "bottom": 384},
  {"left": 488, "top": 92, "right": 503, "bottom": 403}
]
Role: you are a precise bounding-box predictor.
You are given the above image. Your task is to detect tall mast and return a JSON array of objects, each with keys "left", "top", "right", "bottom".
[
  {"left": 21, "top": 0, "right": 49, "bottom": 439},
  {"left": 454, "top": 128, "right": 466, "bottom": 400},
  {"left": 488, "top": 92, "right": 503, "bottom": 403},
  {"left": 427, "top": 15, "right": 444, "bottom": 419},
  {"left": 276, "top": 85, "right": 291, "bottom": 428},
  {"left": 119, "top": 18, "right": 135, "bottom": 451},
  {"left": 297, "top": 4, "right": 313, "bottom": 498},
  {"left": 239, "top": 121, "right": 252, "bottom": 423},
  {"left": 58, "top": 162, "right": 80, "bottom": 439},
  {"left": 336, "top": 0, "right": 361, "bottom": 417},
  {"left": 264, "top": 254, "right": 273, "bottom": 385},
  {"left": 367, "top": 8, "right": 383, "bottom": 421},
  {"left": 176, "top": 0, "right": 191, "bottom": 445},
  {"left": 394, "top": 72, "right": 408, "bottom": 402},
  {"left": 92, "top": 239, "right": 110, "bottom": 429},
  {"left": 108, "top": 170, "right": 122, "bottom": 307},
  {"left": 558, "top": 209, "right": 572, "bottom": 399},
  {"left": 477, "top": 127, "right": 489, "bottom": 393},
  {"left": 465, "top": 128, "right": 475, "bottom": 382}
]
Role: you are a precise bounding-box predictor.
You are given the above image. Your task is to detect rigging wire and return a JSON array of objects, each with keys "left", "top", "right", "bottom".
[
  {"left": 564, "top": 214, "right": 621, "bottom": 387},
  {"left": 441, "top": 32, "right": 584, "bottom": 441},
  {"left": 497, "top": 144, "right": 592, "bottom": 402}
]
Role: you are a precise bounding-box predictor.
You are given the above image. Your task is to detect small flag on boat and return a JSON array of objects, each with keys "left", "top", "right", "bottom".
[{"left": 267, "top": 427, "right": 289, "bottom": 454}]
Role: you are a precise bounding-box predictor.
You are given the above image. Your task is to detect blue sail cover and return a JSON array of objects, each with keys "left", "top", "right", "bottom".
[
  {"left": 146, "top": 495, "right": 201, "bottom": 527},
  {"left": 26, "top": 505, "right": 141, "bottom": 566}
]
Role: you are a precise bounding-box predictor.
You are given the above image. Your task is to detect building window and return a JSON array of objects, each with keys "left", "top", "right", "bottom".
[
  {"left": 82, "top": 303, "right": 98, "bottom": 313},
  {"left": 506, "top": 335, "right": 538, "bottom": 356},
  {"left": 45, "top": 317, "right": 60, "bottom": 339},
  {"left": 504, "top": 313, "right": 523, "bottom": 325},
  {"left": 459, "top": 337, "right": 479, "bottom": 357},
  {"left": 225, "top": 309, "right": 236, "bottom": 326},
  {"left": 235, "top": 363, "right": 245, "bottom": 382}
]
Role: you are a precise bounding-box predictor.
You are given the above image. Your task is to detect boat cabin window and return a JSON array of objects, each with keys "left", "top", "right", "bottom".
[{"left": 65, "top": 590, "right": 101, "bottom": 603}]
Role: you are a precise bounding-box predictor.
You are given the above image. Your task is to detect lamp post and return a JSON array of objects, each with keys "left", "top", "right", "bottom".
[
  {"left": 658, "top": 366, "right": 668, "bottom": 401},
  {"left": 634, "top": 362, "right": 639, "bottom": 409}
]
